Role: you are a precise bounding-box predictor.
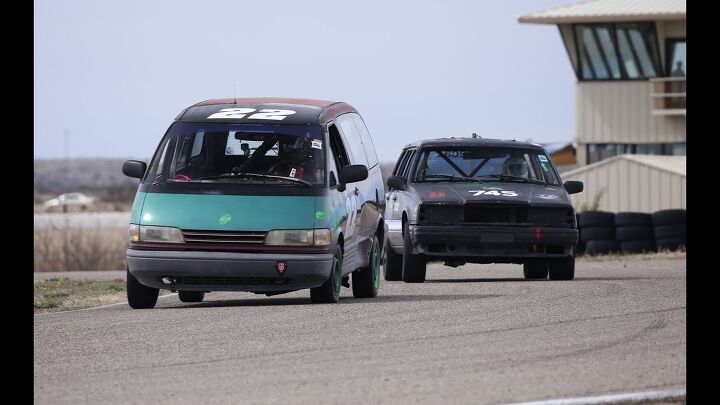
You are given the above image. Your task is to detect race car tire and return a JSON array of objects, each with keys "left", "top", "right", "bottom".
[
  {"left": 619, "top": 240, "right": 656, "bottom": 253},
  {"left": 651, "top": 209, "right": 686, "bottom": 227},
  {"left": 578, "top": 211, "right": 615, "bottom": 227},
  {"left": 615, "top": 226, "right": 654, "bottom": 242},
  {"left": 584, "top": 240, "right": 619, "bottom": 255},
  {"left": 653, "top": 225, "right": 686, "bottom": 240},
  {"left": 127, "top": 267, "right": 159, "bottom": 309},
  {"left": 310, "top": 246, "right": 343, "bottom": 303},
  {"left": 402, "top": 223, "right": 426, "bottom": 283},
  {"left": 580, "top": 226, "right": 614, "bottom": 242},
  {"left": 383, "top": 239, "right": 403, "bottom": 281},
  {"left": 549, "top": 256, "right": 575, "bottom": 280},
  {"left": 614, "top": 212, "right": 652, "bottom": 227},
  {"left": 178, "top": 291, "right": 205, "bottom": 303},
  {"left": 523, "top": 262, "right": 548, "bottom": 280},
  {"left": 352, "top": 235, "right": 381, "bottom": 298},
  {"left": 655, "top": 238, "right": 685, "bottom": 251}
]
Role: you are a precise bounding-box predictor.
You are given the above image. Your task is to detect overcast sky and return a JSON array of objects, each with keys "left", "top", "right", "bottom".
[{"left": 34, "top": 0, "right": 576, "bottom": 163}]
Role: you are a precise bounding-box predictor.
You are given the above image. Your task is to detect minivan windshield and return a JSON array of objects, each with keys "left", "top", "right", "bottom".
[
  {"left": 147, "top": 123, "right": 326, "bottom": 186},
  {"left": 413, "top": 147, "right": 561, "bottom": 186}
]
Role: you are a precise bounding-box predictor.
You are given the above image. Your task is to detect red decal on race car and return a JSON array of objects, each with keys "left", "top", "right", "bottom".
[
  {"left": 429, "top": 191, "right": 446, "bottom": 198},
  {"left": 276, "top": 262, "right": 287, "bottom": 274}
]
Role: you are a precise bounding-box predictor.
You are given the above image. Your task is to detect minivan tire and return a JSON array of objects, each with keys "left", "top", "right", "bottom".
[
  {"left": 352, "top": 235, "right": 381, "bottom": 298},
  {"left": 127, "top": 267, "right": 159, "bottom": 309},
  {"left": 178, "top": 291, "right": 205, "bottom": 303},
  {"left": 402, "top": 223, "right": 426, "bottom": 283},
  {"left": 311, "top": 246, "right": 343, "bottom": 303}
]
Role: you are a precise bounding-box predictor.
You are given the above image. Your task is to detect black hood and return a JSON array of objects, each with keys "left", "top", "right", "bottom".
[{"left": 409, "top": 182, "right": 572, "bottom": 206}]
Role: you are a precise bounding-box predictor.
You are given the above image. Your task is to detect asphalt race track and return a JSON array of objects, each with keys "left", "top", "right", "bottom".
[{"left": 34, "top": 259, "right": 685, "bottom": 404}]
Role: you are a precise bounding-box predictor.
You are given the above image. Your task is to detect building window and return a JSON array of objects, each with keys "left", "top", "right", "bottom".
[
  {"left": 573, "top": 22, "right": 661, "bottom": 81},
  {"left": 667, "top": 38, "right": 686, "bottom": 77},
  {"left": 587, "top": 143, "right": 687, "bottom": 164}
]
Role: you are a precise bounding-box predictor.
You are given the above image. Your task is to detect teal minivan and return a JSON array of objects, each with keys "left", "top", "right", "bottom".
[{"left": 122, "top": 98, "right": 385, "bottom": 308}]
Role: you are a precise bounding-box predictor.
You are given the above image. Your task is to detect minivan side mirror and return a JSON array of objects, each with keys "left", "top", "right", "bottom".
[
  {"left": 564, "top": 181, "right": 583, "bottom": 194},
  {"left": 123, "top": 160, "right": 147, "bottom": 179},
  {"left": 339, "top": 164, "right": 369, "bottom": 185},
  {"left": 387, "top": 175, "right": 406, "bottom": 191}
]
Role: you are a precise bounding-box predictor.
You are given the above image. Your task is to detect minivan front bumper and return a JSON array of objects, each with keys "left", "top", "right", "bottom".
[{"left": 127, "top": 249, "right": 334, "bottom": 292}]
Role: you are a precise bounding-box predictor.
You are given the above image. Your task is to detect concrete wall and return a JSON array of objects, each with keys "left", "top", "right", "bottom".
[{"left": 561, "top": 155, "right": 686, "bottom": 213}]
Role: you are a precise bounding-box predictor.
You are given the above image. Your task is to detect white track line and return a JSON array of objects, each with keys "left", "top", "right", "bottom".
[
  {"left": 34, "top": 293, "right": 178, "bottom": 316},
  {"left": 505, "top": 388, "right": 686, "bottom": 405}
]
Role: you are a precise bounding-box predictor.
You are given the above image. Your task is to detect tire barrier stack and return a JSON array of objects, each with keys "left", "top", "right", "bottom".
[
  {"left": 578, "top": 211, "right": 617, "bottom": 255},
  {"left": 576, "top": 209, "right": 685, "bottom": 255},
  {"left": 651, "top": 209, "right": 686, "bottom": 251},
  {"left": 614, "top": 213, "right": 654, "bottom": 253}
]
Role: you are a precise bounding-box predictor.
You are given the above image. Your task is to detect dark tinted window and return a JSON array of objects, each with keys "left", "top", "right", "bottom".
[{"left": 574, "top": 22, "right": 661, "bottom": 80}]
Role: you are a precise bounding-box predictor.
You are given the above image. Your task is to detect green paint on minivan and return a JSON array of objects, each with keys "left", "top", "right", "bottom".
[{"left": 139, "top": 193, "right": 318, "bottom": 231}]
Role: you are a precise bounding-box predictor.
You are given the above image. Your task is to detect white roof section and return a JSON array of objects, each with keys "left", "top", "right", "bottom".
[
  {"left": 562, "top": 154, "right": 685, "bottom": 177},
  {"left": 518, "top": 0, "right": 686, "bottom": 24}
]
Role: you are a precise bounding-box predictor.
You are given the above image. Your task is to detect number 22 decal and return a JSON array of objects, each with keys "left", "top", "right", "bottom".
[
  {"left": 468, "top": 190, "right": 518, "bottom": 197},
  {"left": 207, "top": 108, "right": 296, "bottom": 120}
]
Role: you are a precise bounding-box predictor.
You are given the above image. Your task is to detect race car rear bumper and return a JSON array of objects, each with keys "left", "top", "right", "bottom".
[
  {"left": 409, "top": 224, "right": 578, "bottom": 259},
  {"left": 127, "top": 249, "right": 334, "bottom": 292}
]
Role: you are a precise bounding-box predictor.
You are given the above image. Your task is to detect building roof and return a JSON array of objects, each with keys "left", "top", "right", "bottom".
[
  {"left": 562, "top": 154, "right": 685, "bottom": 177},
  {"left": 541, "top": 141, "right": 575, "bottom": 155},
  {"left": 518, "top": 0, "right": 686, "bottom": 24}
]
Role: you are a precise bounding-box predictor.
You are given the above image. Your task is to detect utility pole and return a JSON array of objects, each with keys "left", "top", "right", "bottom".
[{"left": 63, "top": 129, "right": 69, "bottom": 213}]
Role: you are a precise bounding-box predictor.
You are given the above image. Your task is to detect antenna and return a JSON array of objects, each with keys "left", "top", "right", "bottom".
[{"left": 233, "top": 84, "right": 237, "bottom": 104}]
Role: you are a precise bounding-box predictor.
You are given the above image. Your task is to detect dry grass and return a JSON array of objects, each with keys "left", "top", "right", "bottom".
[
  {"left": 34, "top": 278, "right": 127, "bottom": 313},
  {"left": 578, "top": 249, "right": 686, "bottom": 262},
  {"left": 34, "top": 227, "right": 127, "bottom": 272}
]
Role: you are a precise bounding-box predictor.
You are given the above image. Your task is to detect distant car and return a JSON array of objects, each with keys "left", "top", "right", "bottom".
[
  {"left": 383, "top": 137, "right": 584, "bottom": 282},
  {"left": 43, "top": 193, "right": 98, "bottom": 210}
]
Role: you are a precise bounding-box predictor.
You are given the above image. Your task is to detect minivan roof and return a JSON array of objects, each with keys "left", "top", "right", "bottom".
[{"left": 176, "top": 97, "right": 358, "bottom": 125}]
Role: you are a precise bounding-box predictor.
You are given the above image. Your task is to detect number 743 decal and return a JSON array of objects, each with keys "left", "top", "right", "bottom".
[{"left": 468, "top": 190, "right": 518, "bottom": 197}]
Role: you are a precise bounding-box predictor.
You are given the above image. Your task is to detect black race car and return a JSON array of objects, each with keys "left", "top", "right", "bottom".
[{"left": 382, "top": 137, "right": 583, "bottom": 282}]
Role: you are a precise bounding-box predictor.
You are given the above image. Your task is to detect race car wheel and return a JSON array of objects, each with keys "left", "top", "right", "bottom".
[
  {"left": 549, "top": 256, "right": 575, "bottom": 280},
  {"left": 311, "top": 246, "right": 343, "bottom": 303},
  {"left": 178, "top": 291, "right": 205, "bottom": 303},
  {"left": 127, "top": 267, "right": 159, "bottom": 309},
  {"left": 383, "top": 239, "right": 403, "bottom": 281},
  {"left": 523, "top": 262, "right": 548, "bottom": 280},
  {"left": 352, "top": 235, "right": 380, "bottom": 298},
  {"left": 402, "top": 223, "right": 426, "bottom": 283}
]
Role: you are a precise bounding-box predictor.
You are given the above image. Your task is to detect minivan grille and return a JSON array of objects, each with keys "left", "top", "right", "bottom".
[{"left": 181, "top": 229, "right": 267, "bottom": 244}]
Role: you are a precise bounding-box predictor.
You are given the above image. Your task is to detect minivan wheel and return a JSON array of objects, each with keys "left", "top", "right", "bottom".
[
  {"left": 523, "top": 262, "right": 549, "bottom": 280},
  {"left": 402, "top": 223, "right": 426, "bottom": 283},
  {"left": 352, "top": 235, "right": 381, "bottom": 298},
  {"left": 178, "top": 291, "right": 205, "bottom": 303},
  {"left": 384, "top": 239, "right": 403, "bottom": 281},
  {"left": 549, "top": 256, "right": 575, "bottom": 280},
  {"left": 311, "top": 246, "right": 343, "bottom": 303},
  {"left": 127, "top": 267, "right": 159, "bottom": 309}
]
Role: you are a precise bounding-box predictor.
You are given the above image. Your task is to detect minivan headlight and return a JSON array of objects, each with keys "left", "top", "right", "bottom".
[
  {"left": 128, "top": 224, "right": 185, "bottom": 243},
  {"left": 265, "top": 229, "right": 331, "bottom": 246}
]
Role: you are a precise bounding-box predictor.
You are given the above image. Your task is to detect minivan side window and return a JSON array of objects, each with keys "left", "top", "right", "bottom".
[
  {"left": 352, "top": 115, "right": 379, "bottom": 168},
  {"left": 336, "top": 114, "right": 369, "bottom": 167},
  {"left": 328, "top": 124, "right": 350, "bottom": 170}
]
